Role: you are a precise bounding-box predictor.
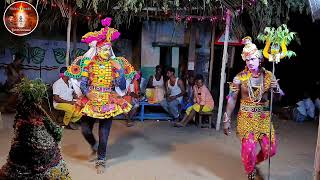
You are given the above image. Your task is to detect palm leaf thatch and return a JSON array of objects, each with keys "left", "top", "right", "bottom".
[
  {"left": 4, "top": 0, "right": 310, "bottom": 39},
  {"left": 248, "top": 0, "right": 309, "bottom": 38}
]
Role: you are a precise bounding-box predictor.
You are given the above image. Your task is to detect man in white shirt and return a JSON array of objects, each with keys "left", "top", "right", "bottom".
[
  {"left": 53, "top": 67, "right": 82, "bottom": 126},
  {"left": 160, "top": 67, "right": 185, "bottom": 121}
]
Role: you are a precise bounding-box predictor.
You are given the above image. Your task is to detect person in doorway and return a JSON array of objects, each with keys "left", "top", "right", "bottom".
[
  {"left": 223, "top": 37, "right": 282, "bottom": 180},
  {"left": 175, "top": 74, "right": 214, "bottom": 127},
  {"left": 53, "top": 67, "right": 82, "bottom": 128},
  {"left": 160, "top": 67, "right": 185, "bottom": 121}
]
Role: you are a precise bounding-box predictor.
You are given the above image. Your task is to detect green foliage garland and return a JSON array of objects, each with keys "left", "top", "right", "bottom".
[{"left": 257, "top": 24, "right": 297, "bottom": 59}]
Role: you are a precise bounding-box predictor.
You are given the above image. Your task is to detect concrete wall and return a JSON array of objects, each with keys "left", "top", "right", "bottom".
[
  {"left": 140, "top": 21, "right": 212, "bottom": 86},
  {"left": 141, "top": 21, "right": 160, "bottom": 79},
  {"left": 141, "top": 21, "right": 185, "bottom": 79},
  {"left": 155, "top": 21, "right": 185, "bottom": 44},
  {"left": 0, "top": 38, "right": 132, "bottom": 85}
]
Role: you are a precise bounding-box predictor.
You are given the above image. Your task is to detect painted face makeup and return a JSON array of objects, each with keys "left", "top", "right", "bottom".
[
  {"left": 245, "top": 55, "right": 260, "bottom": 71},
  {"left": 98, "top": 44, "right": 112, "bottom": 59}
]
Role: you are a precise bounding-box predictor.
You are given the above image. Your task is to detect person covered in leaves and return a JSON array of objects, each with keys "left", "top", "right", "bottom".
[{"left": 0, "top": 78, "right": 71, "bottom": 180}]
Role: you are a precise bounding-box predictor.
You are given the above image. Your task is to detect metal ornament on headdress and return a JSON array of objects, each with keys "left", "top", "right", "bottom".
[{"left": 241, "top": 36, "right": 262, "bottom": 61}]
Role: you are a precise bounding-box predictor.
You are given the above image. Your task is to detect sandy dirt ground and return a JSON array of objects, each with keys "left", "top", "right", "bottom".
[{"left": 0, "top": 113, "right": 317, "bottom": 180}]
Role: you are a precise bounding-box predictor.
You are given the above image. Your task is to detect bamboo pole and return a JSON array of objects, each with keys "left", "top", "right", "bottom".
[
  {"left": 314, "top": 116, "right": 320, "bottom": 180},
  {"left": 188, "top": 24, "right": 196, "bottom": 72},
  {"left": 72, "top": 15, "right": 78, "bottom": 61},
  {"left": 0, "top": 112, "right": 3, "bottom": 130},
  {"left": 66, "top": 10, "right": 72, "bottom": 66},
  {"left": 208, "top": 23, "right": 216, "bottom": 91},
  {"left": 216, "top": 10, "right": 231, "bottom": 131},
  {"left": 267, "top": 60, "right": 276, "bottom": 180}
]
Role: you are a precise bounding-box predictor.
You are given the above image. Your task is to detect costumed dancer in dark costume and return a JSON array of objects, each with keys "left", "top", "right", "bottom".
[{"left": 0, "top": 79, "right": 71, "bottom": 180}]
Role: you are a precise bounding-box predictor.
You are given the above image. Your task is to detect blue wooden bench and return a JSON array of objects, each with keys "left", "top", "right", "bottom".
[
  {"left": 113, "top": 101, "right": 173, "bottom": 121},
  {"left": 134, "top": 101, "right": 173, "bottom": 121}
]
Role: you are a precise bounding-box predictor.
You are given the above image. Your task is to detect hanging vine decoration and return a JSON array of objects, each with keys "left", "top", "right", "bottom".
[{"left": 248, "top": 0, "right": 309, "bottom": 37}]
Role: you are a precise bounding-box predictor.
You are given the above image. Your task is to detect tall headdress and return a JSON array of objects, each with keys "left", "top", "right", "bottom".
[
  {"left": 81, "top": 17, "right": 120, "bottom": 47},
  {"left": 241, "top": 36, "right": 263, "bottom": 61}
]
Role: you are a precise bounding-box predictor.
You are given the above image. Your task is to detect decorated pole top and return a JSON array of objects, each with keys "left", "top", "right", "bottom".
[{"left": 257, "top": 24, "right": 297, "bottom": 64}]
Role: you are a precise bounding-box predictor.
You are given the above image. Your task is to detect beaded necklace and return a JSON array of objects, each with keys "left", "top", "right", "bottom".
[{"left": 247, "top": 70, "right": 265, "bottom": 103}]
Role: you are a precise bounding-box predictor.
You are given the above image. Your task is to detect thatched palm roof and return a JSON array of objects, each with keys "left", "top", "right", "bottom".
[{"left": 3, "top": 0, "right": 310, "bottom": 38}]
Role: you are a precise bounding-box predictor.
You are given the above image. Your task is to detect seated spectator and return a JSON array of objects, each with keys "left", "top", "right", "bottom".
[
  {"left": 182, "top": 74, "right": 195, "bottom": 111},
  {"left": 293, "top": 92, "right": 316, "bottom": 122},
  {"left": 174, "top": 74, "right": 214, "bottom": 127},
  {"left": 5, "top": 53, "right": 24, "bottom": 89},
  {"left": 3, "top": 53, "right": 24, "bottom": 112},
  {"left": 146, "top": 65, "right": 165, "bottom": 103},
  {"left": 124, "top": 72, "right": 141, "bottom": 127},
  {"left": 53, "top": 67, "right": 82, "bottom": 127},
  {"left": 147, "top": 65, "right": 165, "bottom": 89},
  {"left": 316, "top": 96, "right": 320, "bottom": 113},
  {"left": 160, "top": 67, "right": 185, "bottom": 121}
]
